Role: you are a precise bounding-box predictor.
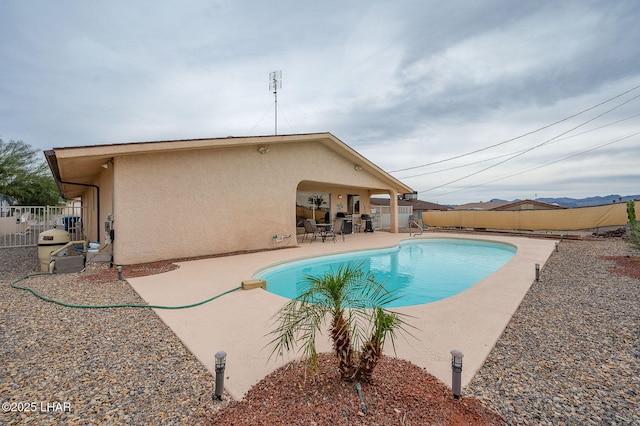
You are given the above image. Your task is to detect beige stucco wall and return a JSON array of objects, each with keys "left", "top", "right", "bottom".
[
  {"left": 423, "top": 202, "right": 636, "bottom": 231},
  {"left": 0, "top": 215, "right": 21, "bottom": 236},
  {"left": 109, "top": 140, "right": 404, "bottom": 264}
]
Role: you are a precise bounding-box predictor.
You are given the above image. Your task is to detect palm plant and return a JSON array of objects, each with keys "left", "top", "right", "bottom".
[
  {"left": 358, "top": 307, "right": 403, "bottom": 383},
  {"left": 267, "top": 263, "right": 412, "bottom": 382}
]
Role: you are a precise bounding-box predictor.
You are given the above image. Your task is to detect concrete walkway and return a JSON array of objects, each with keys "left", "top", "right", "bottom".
[{"left": 128, "top": 232, "right": 557, "bottom": 400}]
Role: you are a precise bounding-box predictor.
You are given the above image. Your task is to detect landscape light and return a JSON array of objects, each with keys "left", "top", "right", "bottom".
[
  {"left": 535, "top": 263, "right": 540, "bottom": 281},
  {"left": 450, "top": 349, "right": 464, "bottom": 399},
  {"left": 214, "top": 351, "right": 227, "bottom": 401}
]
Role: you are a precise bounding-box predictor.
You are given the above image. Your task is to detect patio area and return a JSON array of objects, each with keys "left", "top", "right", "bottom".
[{"left": 128, "top": 232, "right": 557, "bottom": 400}]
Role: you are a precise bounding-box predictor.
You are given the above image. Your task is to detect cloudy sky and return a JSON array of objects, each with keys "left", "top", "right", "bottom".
[{"left": 2, "top": 0, "right": 639, "bottom": 204}]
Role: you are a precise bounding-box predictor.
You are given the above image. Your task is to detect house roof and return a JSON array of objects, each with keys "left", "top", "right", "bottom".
[
  {"left": 490, "top": 199, "right": 566, "bottom": 210},
  {"left": 454, "top": 199, "right": 566, "bottom": 210},
  {"left": 453, "top": 201, "right": 512, "bottom": 211},
  {"left": 370, "top": 197, "right": 451, "bottom": 211},
  {"left": 45, "top": 132, "right": 413, "bottom": 198}
]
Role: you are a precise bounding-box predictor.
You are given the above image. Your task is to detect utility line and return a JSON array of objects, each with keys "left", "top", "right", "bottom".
[
  {"left": 417, "top": 92, "right": 640, "bottom": 194},
  {"left": 389, "top": 84, "right": 640, "bottom": 173},
  {"left": 426, "top": 130, "right": 640, "bottom": 199},
  {"left": 398, "top": 112, "right": 640, "bottom": 180}
]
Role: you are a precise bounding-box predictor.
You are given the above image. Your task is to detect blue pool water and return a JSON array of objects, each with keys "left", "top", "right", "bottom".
[{"left": 254, "top": 238, "right": 516, "bottom": 307}]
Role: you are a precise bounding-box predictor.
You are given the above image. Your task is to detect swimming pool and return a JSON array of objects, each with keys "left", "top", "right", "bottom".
[{"left": 254, "top": 238, "right": 516, "bottom": 307}]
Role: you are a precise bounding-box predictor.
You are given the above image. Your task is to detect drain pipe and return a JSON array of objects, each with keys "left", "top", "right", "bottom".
[{"left": 355, "top": 382, "right": 367, "bottom": 415}]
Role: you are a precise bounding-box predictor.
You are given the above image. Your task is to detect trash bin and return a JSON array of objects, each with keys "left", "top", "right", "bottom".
[
  {"left": 61, "top": 216, "right": 80, "bottom": 232},
  {"left": 38, "top": 228, "right": 71, "bottom": 272}
]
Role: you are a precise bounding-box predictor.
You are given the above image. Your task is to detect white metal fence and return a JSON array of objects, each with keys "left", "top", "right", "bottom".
[
  {"left": 371, "top": 205, "right": 413, "bottom": 230},
  {"left": 0, "top": 204, "right": 86, "bottom": 248}
]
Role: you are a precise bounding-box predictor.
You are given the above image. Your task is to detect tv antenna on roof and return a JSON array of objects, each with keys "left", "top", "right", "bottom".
[{"left": 269, "top": 70, "right": 282, "bottom": 135}]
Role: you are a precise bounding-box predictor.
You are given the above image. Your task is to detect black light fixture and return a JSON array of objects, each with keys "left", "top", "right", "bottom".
[
  {"left": 450, "top": 349, "right": 464, "bottom": 399},
  {"left": 214, "top": 351, "right": 227, "bottom": 400}
]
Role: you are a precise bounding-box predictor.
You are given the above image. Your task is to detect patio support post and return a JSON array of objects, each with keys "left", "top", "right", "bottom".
[{"left": 389, "top": 191, "right": 399, "bottom": 233}]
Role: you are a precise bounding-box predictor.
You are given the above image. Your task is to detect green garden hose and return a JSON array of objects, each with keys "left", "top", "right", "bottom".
[{"left": 10, "top": 273, "right": 241, "bottom": 310}]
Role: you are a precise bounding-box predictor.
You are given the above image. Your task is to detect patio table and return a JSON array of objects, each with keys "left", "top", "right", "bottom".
[{"left": 316, "top": 223, "right": 332, "bottom": 242}]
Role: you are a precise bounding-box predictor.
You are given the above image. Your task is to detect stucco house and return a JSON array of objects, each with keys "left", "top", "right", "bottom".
[{"left": 45, "top": 133, "right": 413, "bottom": 265}]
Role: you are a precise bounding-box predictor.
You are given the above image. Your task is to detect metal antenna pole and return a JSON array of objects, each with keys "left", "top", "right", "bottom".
[{"left": 269, "top": 70, "right": 282, "bottom": 135}]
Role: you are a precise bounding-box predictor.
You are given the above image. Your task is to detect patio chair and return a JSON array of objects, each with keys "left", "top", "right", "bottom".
[
  {"left": 353, "top": 215, "right": 362, "bottom": 233},
  {"left": 302, "top": 219, "right": 319, "bottom": 243},
  {"left": 325, "top": 217, "right": 346, "bottom": 243}
]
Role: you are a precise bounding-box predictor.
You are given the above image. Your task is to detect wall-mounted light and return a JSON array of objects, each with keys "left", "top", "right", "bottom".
[
  {"left": 101, "top": 162, "right": 109, "bottom": 169},
  {"left": 258, "top": 146, "right": 270, "bottom": 154},
  {"left": 338, "top": 195, "right": 343, "bottom": 199},
  {"left": 354, "top": 165, "right": 362, "bottom": 171}
]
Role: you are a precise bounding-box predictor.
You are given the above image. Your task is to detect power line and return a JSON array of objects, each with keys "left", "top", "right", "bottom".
[
  {"left": 426, "top": 130, "right": 640, "bottom": 199},
  {"left": 417, "top": 92, "right": 640, "bottom": 194},
  {"left": 389, "top": 84, "right": 640, "bottom": 173},
  {"left": 398, "top": 112, "right": 640, "bottom": 180}
]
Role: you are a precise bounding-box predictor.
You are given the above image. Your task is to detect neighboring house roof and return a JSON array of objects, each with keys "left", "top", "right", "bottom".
[
  {"left": 45, "top": 132, "right": 413, "bottom": 199},
  {"left": 491, "top": 199, "right": 566, "bottom": 211},
  {"left": 370, "top": 197, "right": 451, "bottom": 211},
  {"left": 454, "top": 199, "right": 566, "bottom": 211},
  {"left": 454, "top": 201, "right": 511, "bottom": 210}
]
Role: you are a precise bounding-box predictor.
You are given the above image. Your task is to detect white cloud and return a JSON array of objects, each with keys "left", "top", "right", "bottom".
[{"left": 1, "top": 0, "right": 639, "bottom": 204}]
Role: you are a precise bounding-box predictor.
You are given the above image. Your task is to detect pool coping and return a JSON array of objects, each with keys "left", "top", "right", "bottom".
[
  {"left": 254, "top": 238, "right": 518, "bottom": 307},
  {"left": 128, "top": 232, "right": 557, "bottom": 400}
]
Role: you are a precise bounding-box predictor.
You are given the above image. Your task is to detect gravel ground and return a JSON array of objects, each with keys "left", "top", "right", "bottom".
[
  {"left": 467, "top": 238, "right": 640, "bottom": 425},
  {"left": 0, "top": 248, "right": 227, "bottom": 425},
  {"left": 1, "top": 237, "right": 639, "bottom": 424}
]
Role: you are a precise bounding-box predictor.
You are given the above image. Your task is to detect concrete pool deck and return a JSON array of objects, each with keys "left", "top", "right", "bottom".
[{"left": 128, "top": 232, "right": 557, "bottom": 400}]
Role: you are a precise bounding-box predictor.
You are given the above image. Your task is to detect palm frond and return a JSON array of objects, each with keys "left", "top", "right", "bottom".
[{"left": 266, "top": 260, "right": 418, "bottom": 382}]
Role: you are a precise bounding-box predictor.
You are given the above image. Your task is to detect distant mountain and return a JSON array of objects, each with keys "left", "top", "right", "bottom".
[
  {"left": 489, "top": 194, "right": 639, "bottom": 208},
  {"left": 536, "top": 194, "right": 639, "bottom": 208}
]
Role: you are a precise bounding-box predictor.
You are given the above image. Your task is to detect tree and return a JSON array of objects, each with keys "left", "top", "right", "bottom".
[
  {"left": 0, "top": 138, "right": 62, "bottom": 205},
  {"left": 268, "top": 263, "right": 413, "bottom": 383}
]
